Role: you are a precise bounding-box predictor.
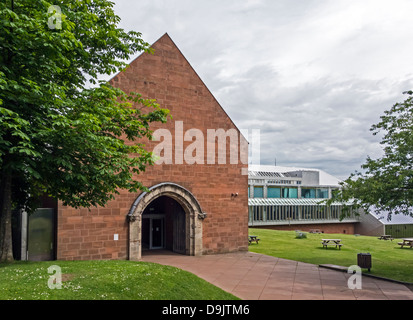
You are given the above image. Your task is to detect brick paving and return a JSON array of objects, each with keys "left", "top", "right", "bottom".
[{"left": 142, "top": 251, "right": 413, "bottom": 300}]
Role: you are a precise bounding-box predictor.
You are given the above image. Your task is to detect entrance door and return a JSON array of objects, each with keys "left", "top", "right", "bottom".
[
  {"left": 173, "top": 208, "right": 186, "bottom": 254},
  {"left": 140, "top": 196, "right": 187, "bottom": 254},
  {"left": 27, "top": 208, "right": 55, "bottom": 261},
  {"left": 151, "top": 218, "right": 164, "bottom": 249}
]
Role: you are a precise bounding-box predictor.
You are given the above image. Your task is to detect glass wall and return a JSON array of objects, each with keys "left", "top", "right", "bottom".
[
  {"left": 250, "top": 186, "right": 329, "bottom": 199},
  {"left": 253, "top": 186, "right": 264, "bottom": 198},
  {"left": 282, "top": 188, "right": 298, "bottom": 199},
  {"left": 301, "top": 188, "right": 329, "bottom": 199},
  {"left": 301, "top": 188, "right": 316, "bottom": 198},
  {"left": 267, "top": 187, "right": 281, "bottom": 198},
  {"left": 249, "top": 204, "right": 355, "bottom": 224},
  {"left": 316, "top": 189, "right": 329, "bottom": 199}
]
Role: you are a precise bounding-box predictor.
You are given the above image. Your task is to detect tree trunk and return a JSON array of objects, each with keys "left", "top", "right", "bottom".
[
  {"left": 0, "top": 167, "right": 14, "bottom": 262},
  {"left": 0, "top": 0, "right": 15, "bottom": 263}
]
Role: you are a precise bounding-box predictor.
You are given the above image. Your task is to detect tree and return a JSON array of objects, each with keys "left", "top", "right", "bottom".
[
  {"left": 0, "top": 0, "right": 169, "bottom": 262},
  {"left": 332, "top": 91, "right": 413, "bottom": 220}
]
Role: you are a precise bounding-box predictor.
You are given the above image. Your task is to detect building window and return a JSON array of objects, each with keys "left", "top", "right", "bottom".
[
  {"left": 316, "top": 189, "right": 329, "bottom": 199},
  {"left": 253, "top": 186, "right": 264, "bottom": 198},
  {"left": 302, "top": 188, "right": 329, "bottom": 199},
  {"left": 282, "top": 188, "right": 298, "bottom": 199},
  {"left": 301, "top": 188, "right": 316, "bottom": 198},
  {"left": 267, "top": 187, "right": 281, "bottom": 198}
]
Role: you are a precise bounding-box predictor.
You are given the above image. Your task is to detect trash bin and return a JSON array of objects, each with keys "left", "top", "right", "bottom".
[{"left": 357, "top": 253, "right": 372, "bottom": 272}]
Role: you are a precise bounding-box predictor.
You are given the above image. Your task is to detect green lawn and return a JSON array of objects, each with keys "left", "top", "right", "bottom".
[
  {"left": 248, "top": 228, "right": 413, "bottom": 283},
  {"left": 2, "top": 230, "right": 412, "bottom": 300},
  {"left": 0, "top": 260, "right": 238, "bottom": 300}
]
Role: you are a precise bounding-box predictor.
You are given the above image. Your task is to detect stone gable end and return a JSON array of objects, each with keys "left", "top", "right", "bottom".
[{"left": 57, "top": 33, "right": 248, "bottom": 261}]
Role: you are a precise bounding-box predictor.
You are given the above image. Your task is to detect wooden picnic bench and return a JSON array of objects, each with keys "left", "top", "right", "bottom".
[
  {"left": 398, "top": 238, "right": 413, "bottom": 249},
  {"left": 248, "top": 235, "right": 260, "bottom": 245},
  {"left": 321, "top": 239, "right": 343, "bottom": 250},
  {"left": 378, "top": 235, "right": 394, "bottom": 241}
]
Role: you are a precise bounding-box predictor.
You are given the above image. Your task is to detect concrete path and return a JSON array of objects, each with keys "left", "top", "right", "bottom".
[{"left": 142, "top": 251, "right": 413, "bottom": 300}]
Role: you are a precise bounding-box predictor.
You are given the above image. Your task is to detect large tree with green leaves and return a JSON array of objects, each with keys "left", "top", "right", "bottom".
[
  {"left": 332, "top": 91, "right": 413, "bottom": 220},
  {"left": 0, "top": 0, "right": 169, "bottom": 262}
]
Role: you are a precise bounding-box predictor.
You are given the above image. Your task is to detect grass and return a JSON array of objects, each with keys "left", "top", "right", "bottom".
[
  {"left": 248, "top": 228, "right": 413, "bottom": 283},
  {"left": 0, "top": 260, "right": 238, "bottom": 300},
  {"left": 3, "top": 230, "right": 412, "bottom": 300}
]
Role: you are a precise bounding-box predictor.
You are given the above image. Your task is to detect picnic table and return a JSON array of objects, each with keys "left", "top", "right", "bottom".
[
  {"left": 321, "top": 239, "right": 342, "bottom": 250},
  {"left": 378, "top": 235, "right": 394, "bottom": 241},
  {"left": 398, "top": 238, "right": 413, "bottom": 249},
  {"left": 248, "top": 235, "right": 260, "bottom": 245}
]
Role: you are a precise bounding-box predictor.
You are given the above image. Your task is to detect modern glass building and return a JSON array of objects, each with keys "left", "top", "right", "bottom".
[{"left": 248, "top": 165, "right": 360, "bottom": 234}]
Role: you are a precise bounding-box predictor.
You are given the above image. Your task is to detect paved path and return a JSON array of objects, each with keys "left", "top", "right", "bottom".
[{"left": 142, "top": 251, "right": 413, "bottom": 300}]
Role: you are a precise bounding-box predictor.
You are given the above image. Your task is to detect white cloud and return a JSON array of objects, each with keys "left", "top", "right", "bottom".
[{"left": 112, "top": 0, "right": 413, "bottom": 179}]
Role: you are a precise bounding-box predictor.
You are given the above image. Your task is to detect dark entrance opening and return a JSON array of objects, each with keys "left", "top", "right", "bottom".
[{"left": 141, "top": 196, "right": 186, "bottom": 255}]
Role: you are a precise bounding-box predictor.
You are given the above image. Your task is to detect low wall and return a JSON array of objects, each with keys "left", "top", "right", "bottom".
[{"left": 251, "top": 222, "right": 356, "bottom": 235}]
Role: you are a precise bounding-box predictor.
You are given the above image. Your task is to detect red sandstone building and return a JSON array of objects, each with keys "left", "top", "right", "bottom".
[{"left": 17, "top": 34, "right": 249, "bottom": 261}]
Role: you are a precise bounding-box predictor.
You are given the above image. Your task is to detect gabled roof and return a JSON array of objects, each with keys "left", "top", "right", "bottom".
[
  {"left": 109, "top": 33, "right": 246, "bottom": 141},
  {"left": 371, "top": 212, "right": 413, "bottom": 225}
]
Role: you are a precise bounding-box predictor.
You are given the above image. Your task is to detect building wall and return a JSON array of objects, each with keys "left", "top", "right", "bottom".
[
  {"left": 251, "top": 223, "right": 356, "bottom": 235},
  {"left": 354, "top": 212, "right": 385, "bottom": 237},
  {"left": 385, "top": 224, "right": 413, "bottom": 238},
  {"left": 301, "top": 171, "right": 320, "bottom": 185},
  {"left": 57, "top": 34, "right": 249, "bottom": 260}
]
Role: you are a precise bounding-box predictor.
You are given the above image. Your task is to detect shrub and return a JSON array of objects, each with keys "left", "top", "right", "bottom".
[{"left": 295, "top": 231, "right": 307, "bottom": 239}]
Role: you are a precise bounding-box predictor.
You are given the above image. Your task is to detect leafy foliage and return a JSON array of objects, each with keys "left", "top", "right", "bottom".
[
  {"left": 331, "top": 92, "right": 413, "bottom": 220},
  {"left": 0, "top": 0, "right": 169, "bottom": 260}
]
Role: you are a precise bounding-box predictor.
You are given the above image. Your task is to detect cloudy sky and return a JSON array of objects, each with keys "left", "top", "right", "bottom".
[{"left": 112, "top": 0, "right": 413, "bottom": 179}]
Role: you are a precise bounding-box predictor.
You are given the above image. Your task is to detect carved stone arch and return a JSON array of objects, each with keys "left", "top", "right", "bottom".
[{"left": 128, "top": 183, "right": 205, "bottom": 260}]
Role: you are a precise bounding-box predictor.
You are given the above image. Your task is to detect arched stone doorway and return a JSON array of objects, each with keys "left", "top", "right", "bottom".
[
  {"left": 141, "top": 196, "right": 186, "bottom": 254},
  {"left": 128, "top": 183, "right": 206, "bottom": 260}
]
